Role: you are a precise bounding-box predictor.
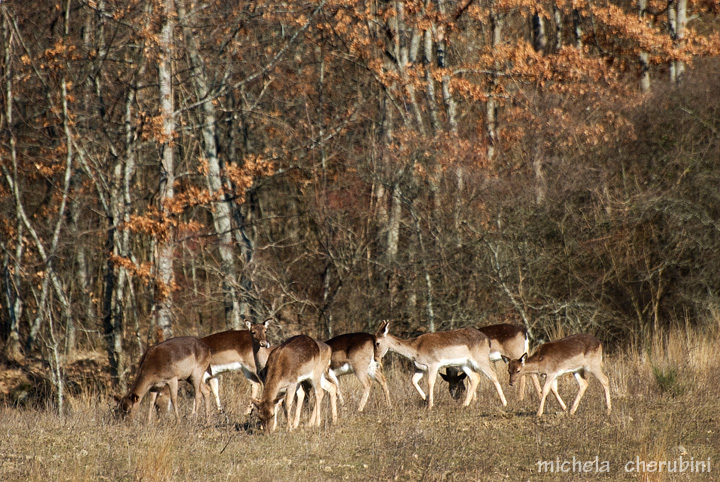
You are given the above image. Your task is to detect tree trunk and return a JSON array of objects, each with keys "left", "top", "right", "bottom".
[
  {"left": 638, "top": 0, "right": 651, "bottom": 92},
  {"left": 553, "top": 4, "right": 562, "bottom": 51},
  {"left": 532, "top": 10, "right": 547, "bottom": 53},
  {"left": 178, "top": 0, "right": 242, "bottom": 329},
  {"left": 671, "top": 0, "right": 687, "bottom": 82},
  {"left": 486, "top": 4, "right": 503, "bottom": 161},
  {"left": 573, "top": 9, "right": 583, "bottom": 49},
  {"left": 0, "top": 13, "right": 23, "bottom": 362},
  {"left": 155, "top": 0, "right": 177, "bottom": 340}
]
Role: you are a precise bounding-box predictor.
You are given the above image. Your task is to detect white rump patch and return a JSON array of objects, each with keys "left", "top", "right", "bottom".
[
  {"left": 437, "top": 358, "right": 472, "bottom": 370},
  {"left": 332, "top": 363, "right": 353, "bottom": 377},
  {"left": 210, "top": 361, "right": 246, "bottom": 375}
]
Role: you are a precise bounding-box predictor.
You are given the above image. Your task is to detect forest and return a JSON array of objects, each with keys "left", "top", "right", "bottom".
[{"left": 1, "top": 0, "right": 719, "bottom": 409}]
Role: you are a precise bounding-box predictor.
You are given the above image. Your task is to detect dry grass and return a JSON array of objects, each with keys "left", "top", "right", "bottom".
[{"left": 1, "top": 327, "right": 719, "bottom": 481}]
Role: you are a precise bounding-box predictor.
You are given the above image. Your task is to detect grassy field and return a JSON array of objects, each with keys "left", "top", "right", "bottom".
[{"left": 1, "top": 327, "right": 718, "bottom": 481}]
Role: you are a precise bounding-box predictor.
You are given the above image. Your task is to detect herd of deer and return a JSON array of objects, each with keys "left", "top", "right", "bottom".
[{"left": 115, "top": 320, "right": 612, "bottom": 432}]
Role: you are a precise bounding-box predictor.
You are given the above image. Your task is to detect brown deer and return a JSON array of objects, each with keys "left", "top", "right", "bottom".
[
  {"left": 440, "top": 323, "right": 545, "bottom": 404},
  {"left": 200, "top": 329, "right": 265, "bottom": 414},
  {"left": 502, "top": 333, "right": 612, "bottom": 417},
  {"left": 246, "top": 319, "right": 306, "bottom": 429},
  {"left": 116, "top": 336, "right": 213, "bottom": 421},
  {"left": 325, "top": 332, "right": 392, "bottom": 412},
  {"left": 251, "top": 333, "right": 338, "bottom": 432},
  {"left": 374, "top": 320, "right": 507, "bottom": 409}
]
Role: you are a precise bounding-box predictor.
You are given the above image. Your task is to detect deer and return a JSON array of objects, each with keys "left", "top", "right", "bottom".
[
  {"left": 251, "top": 332, "right": 338, "bottom": 432},
  {"left": 440, "top": 323, "right": 546, "bottom": 404},
  {"left": 502, "top": 333, "right": 612, "bottom": 417},
  {"left": 116, "top": 336, "right": 213, "bottom": 422},
  {"left": 199, "top": 329, "right": 265, "bottom": 415},
  {"left": 246, "top": 319, "right": 305, "bottom": 430},
  {"left": 373, "top": 320, "right": 507, "bottom": 409},
  {"left": 325, "top": 332, "right": 392, "bottom": 412},
  {"left": 245, "top": 319, "right": 274, "bottom": 383}
]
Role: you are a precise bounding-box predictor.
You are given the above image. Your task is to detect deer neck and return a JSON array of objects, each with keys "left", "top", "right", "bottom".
[{"left": 387, "top": 334, "right": 422, "bottom": 361}]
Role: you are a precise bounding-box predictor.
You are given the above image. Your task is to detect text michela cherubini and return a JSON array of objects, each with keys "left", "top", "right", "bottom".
[{"left": 537, "top": 456, "right": 711, "bottom": 474}]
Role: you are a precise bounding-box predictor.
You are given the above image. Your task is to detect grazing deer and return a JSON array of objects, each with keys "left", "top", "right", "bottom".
[
  {"left": 374, "top": 320, "right": 507, "bottom": 409},
  {"left": 251, "top": 333, "right": 338, "bottom": 432},
  {"left": 200, "top": 329, "right": 264, "bottom": 414},
  {"left": 502, "top": 333, "right": 612, "bottom": 417},
  {"left": 246, "top": 319, "right": 305, "bottom": 430},
  {"left": 116, "top": 336, "right": 213, "bottom": 421},
  {"left": 325, "top": 332, "right": 392, "bottom": 412},
  {"left": 440, "top": 324, "right": 545, "bottom": 404}
]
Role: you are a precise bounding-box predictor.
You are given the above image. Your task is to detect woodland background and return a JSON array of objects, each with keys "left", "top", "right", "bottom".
[{"left": 1, "top": 0, "right": 719, "bottom": 410}]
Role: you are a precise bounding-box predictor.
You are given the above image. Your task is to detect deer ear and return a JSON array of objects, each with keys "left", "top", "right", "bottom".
[
  {"left": 520, "top": 353, "right": 528, "bottom": 364},
  {"left": 263, "top": 318, "right": 271, "bottom": 328},
  {"left": 440, "top": 372, "right": 450, "bottom": 382},
  {"left": 245, "top": 320, "right": 252, "bottom": 329},
  {"left": 501, "top": 355, "right": 511, "bottom": 365}
]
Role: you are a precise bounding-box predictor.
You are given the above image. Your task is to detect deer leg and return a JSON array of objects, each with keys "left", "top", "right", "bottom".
[
  {"left": 168, "top": 379, "right": 180, "bottom": 421},
  {"left": 426, "top": 366, "right": 439, "bottom": 409},
  {"left": 479, "top": 362, "right": 507, "bottom": 407},
  {"left": 462, "top": 369, "right": 481, "bottom": 407},
  {"left": 206, "top": 377, "right": 222, "bottom": 411},
  {"left": 190, "top": 375, "right": 207, "bottom": 419},
  {"left": 285, "top": 383, "right": 298, "bottom": 430},
  {"left": 517, "top": 374, "right": 527, "bottom": 401},
  {"left": 200, "top": 380, "right": 212, "bottom": 419},
  {"left": 411, "top": 370, "right": 427, "bottom": 400},
  {"left": 245, "top": 380, "right": 261, "bottom": 416},
  {"left": 327, "top": 369, "right": 344, "bottom": 405},
  {"left": 371, "top": 365, "right": 392, "bottom": 408},
  {"left": 294, "top": 385, "right": 307, "bottom": 429},
  {"left": 588, "top": 364, "right": 612, "bottom": 415},
  {"left": 320, "top": 374, "right": 338, "bottom": 424},
  {"left": 550, "top": 378, "right": 567, "bottom": 411},
  {"left": 569, "top": 372, "right": 589, "bottom": 415},
  {"left": 601, "top": 374, "right": 612, "bottom": 414},
  {"left": 355, "top": 371, "right": 372, "bottom": 412},
  {"left": 530, "top": 373, "right": 543, "bottom": 401},
  {"left": 311, "top": 380, "right": 324, "bottom": 428},
  {"left": 147, "top": 390, "right": 159, "bottom": 422},
  {"left": 537, "top": 375, "right": 558, "bottom": 417}
]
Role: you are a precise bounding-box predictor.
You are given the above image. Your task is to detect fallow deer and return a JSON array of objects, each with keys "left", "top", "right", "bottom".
[
  {"left": 246, "top": 319, "right": 305, "bottom": 430},
  {"left": 440, "top": 323, "right": 545, "bottom": 404},
  {"left": 325, "top": 332, "right": 392, "bottom": 412},
  {"left": 246, "top": 319, "right": 274, "bottom": 383},
  {"left": 251, "top": 333, "right": 338, "bottom": 432},
  {"left": 116, "top": 336, "right": 213, "bottom": 421},
  {"left": 200, "top": 329, "right": 264, "bottom": 414},
  {"left": 373, "top": 320, "right": 507, "bottom": 409},
  {"left": 502, "top": 333, "right": 612, "bottom": 417}
]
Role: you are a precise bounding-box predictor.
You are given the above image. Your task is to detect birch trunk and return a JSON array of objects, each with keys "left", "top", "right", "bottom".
[
  {"left": 638, "top": 0, "right": 650, "bottom": 92},
  {"left": 672, "top": 0, "right": 687, "bottom": 81},
  {"left": 155, "top": 0, "right": 176, "bottom": 340},
  {"left": 532, "top": 11, "right": 547, "bottom": 53},
  {"left": 0, "top": 11, "right": 23, "bottom": 361},
  {"left": 486, "top": 5, "right": 503, "bottom": 161},
  {"left": 178, "top": 0, "right": 242, "bottom": 329}
]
